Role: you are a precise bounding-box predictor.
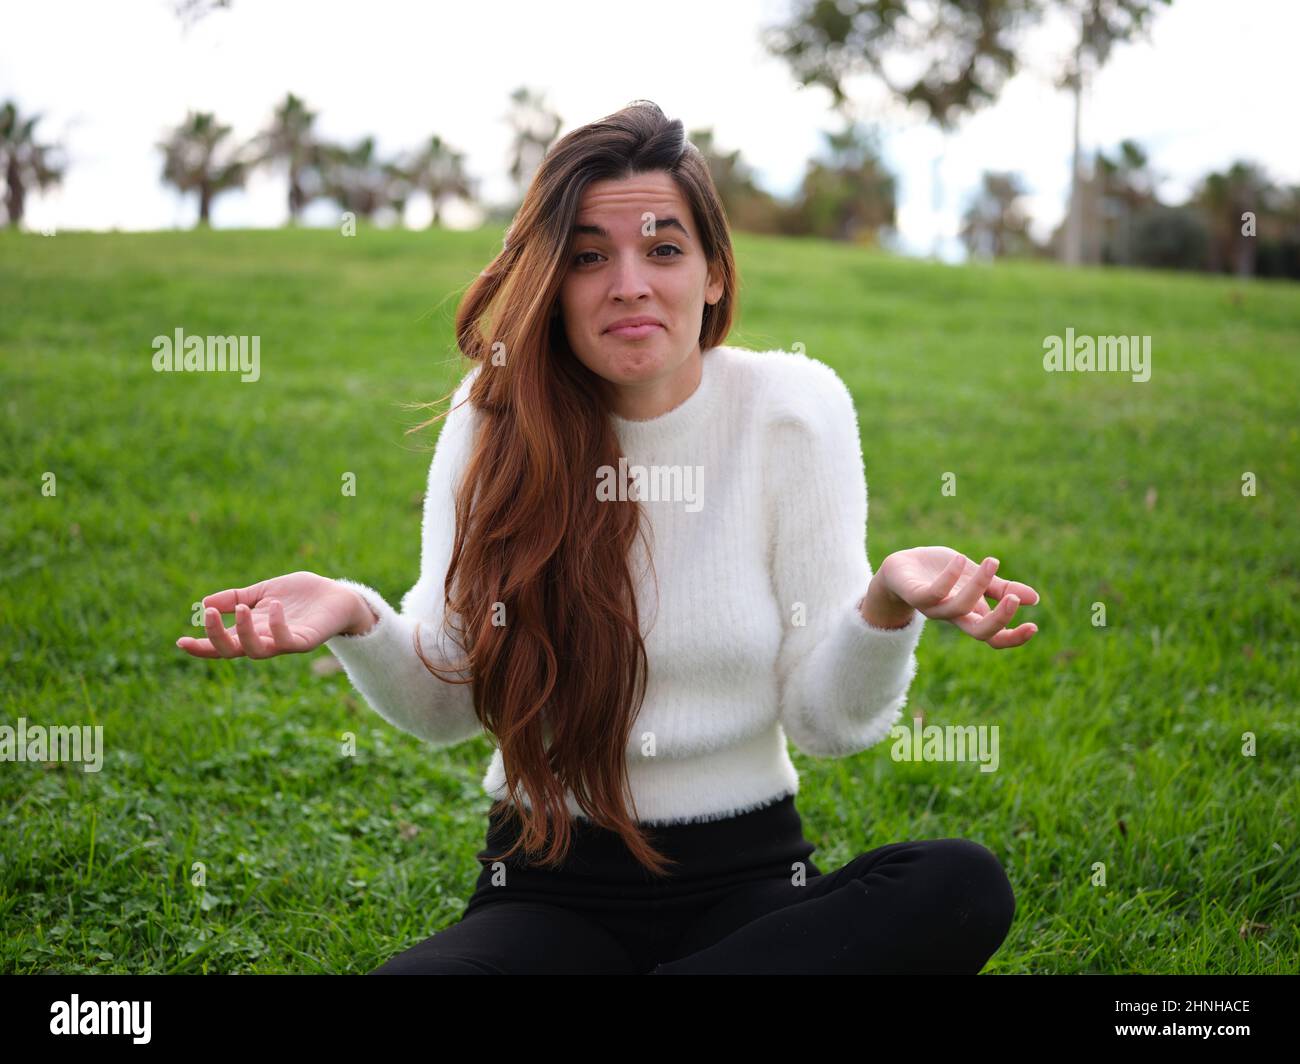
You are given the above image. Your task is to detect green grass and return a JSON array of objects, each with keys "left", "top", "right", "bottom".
[{"left": 1, "top": 224, "right": 1297, "bottom": 973}]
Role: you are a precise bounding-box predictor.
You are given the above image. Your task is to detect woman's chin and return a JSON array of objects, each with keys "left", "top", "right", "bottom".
[{"left": 602, "top": 344, "right": 673, "bottom": 380}]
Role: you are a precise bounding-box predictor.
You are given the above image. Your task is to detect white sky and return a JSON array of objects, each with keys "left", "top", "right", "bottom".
[{"left": 4, "top": 0, "right": 1295, "bottom": 260}]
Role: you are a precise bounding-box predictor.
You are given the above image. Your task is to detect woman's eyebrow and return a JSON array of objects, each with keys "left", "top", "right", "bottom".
[{"left": 573, "top": 217, "right": 690, "bottom": 239}]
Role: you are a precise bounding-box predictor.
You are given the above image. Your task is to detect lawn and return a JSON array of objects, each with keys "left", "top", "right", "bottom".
[{"left": 1, "top": 224, "right": 1296, "bottom": 973}]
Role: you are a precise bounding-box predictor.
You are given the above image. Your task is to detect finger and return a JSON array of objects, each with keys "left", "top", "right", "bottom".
[
  {"left": 203, "top": 580, "right": 269, "bottom": 614},
  {"left": 235, "top": 603, "right": 272, "bottom": 658},
  {"left": 931, "top": 557, "right": 999, "bottom": 620},
  {"left": 983, "top": 621, "right": 1038, "bottom": 649},
  {"left": 949, "top": 596, "right": 1005, "bottom": 639},
  {"left": 986, "top": 574, "right": 1040, "bottom": 606},
  {"left": 917, "top": 553, "right": 968, "bottom": 608},
  {"left": 176, "top": 635, "right": 223, "bottom": 659},
  {"left": 204, "top": 606, "right": 244, "bottom": 657},
  {"left": 952, "top": 605, "right": 1035, "bottom": 647},
  {"left": 267, "top": 600, "right": 295, "bottom": 650},
  {"left": 967, "top": 592, "right": 1020, "bottom": 640}
]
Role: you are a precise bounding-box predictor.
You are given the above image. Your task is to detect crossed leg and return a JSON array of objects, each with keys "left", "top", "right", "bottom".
[
  {"left": 650, "top": 837, "right": 1016, "bottom": 974},
  {"left": 369, "top": 838, "right": 1015, "bottom": 974},
  {"left": 368, "top": 900, "right": 641, "bottom": 974}
]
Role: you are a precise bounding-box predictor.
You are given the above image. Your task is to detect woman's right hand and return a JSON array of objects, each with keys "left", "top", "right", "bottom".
[{"left": 175, "top": 571, "right": 376, "bottom": 659}]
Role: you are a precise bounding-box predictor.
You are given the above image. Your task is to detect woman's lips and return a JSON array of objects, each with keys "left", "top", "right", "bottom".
[{"left": 606, "top": 323, "right": 664, "bottom": 339}]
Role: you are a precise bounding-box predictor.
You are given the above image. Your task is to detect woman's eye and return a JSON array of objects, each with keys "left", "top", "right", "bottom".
[{"left": 573, "top": 245, "right": 681, "bottom": 267}]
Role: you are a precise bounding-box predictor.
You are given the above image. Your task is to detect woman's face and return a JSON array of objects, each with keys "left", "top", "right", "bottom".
[{"left": 557, "top": 169, "right": 722, "bottom": 400}]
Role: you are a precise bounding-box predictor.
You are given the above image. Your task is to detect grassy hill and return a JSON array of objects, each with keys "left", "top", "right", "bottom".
[{"left": 1, "top": 225, "right": 1296, "bottom": 973}]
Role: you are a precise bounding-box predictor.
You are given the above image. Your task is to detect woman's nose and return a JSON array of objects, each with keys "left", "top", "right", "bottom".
[{"left": 610, "top": 257, "right": 652, "bottom": 301}]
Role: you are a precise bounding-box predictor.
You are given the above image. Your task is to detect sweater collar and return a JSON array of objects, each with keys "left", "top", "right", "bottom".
[{"left": 609, "top": 344, "right": 724, "bottom": 452}]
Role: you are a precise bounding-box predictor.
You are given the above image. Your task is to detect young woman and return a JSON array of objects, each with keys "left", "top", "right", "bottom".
[{"left": 177, "top": 100, "right": 1039, "bottom": 974}]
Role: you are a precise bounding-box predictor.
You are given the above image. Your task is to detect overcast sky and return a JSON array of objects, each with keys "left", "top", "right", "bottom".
[{"left": 4, "top": 0, "right": 1295, "bottom": 260}]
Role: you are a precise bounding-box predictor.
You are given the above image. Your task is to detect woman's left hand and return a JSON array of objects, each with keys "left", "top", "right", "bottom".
[{"left": 871, "top": 547, "right": 1040, "bottom": 649}]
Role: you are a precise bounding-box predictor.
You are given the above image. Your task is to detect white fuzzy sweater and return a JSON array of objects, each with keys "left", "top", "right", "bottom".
[{"left": 325, "top": 343, "right": 926, "bottom": 825}]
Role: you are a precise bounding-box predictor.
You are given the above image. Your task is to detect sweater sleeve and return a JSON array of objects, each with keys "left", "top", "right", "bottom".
[
  {"left": 766, "top": 360, "right": 925, "bottom": 759},
  {"left": 322, "top": 365, "right": 485, "bottom": 748}
]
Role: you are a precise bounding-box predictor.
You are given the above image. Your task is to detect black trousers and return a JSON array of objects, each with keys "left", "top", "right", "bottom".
[{"left": 370, "top": 794, "right": 1016, "bottom": 974}]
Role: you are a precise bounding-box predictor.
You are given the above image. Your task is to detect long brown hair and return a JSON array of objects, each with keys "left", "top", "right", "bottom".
[{"left": 410, "top": 100, "right": 737, "bottom": 876}]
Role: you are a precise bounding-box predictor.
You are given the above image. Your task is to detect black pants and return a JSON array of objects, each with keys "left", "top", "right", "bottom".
[{"left": 370, "top": 794, "right": 1015, "bottom": 974}]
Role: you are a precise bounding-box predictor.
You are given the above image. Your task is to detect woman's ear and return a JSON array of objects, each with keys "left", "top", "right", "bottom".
[{"left": 705, "top": 267, "right": 724, "bottom": 306}]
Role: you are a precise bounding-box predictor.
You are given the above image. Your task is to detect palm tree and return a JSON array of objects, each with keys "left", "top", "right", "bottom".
[
  {"left": 1252, "top": 183, "right": 1300, "bottom": 278},
  {"left": 250, "top": 93, "right": 322, "bottom": 224},
  {"left": 504, "top": 87, "right": 561, "bottom": 202},
  {"left": 1093, "top": 139, "right": 1160, "bottom": 264},
  {"left": 1195, "top": 162, "right": 1272, "bottom": 276},
  {"left": 961, "top": 172, "right": 1035, "bottom": 260},
  {"left": 158, "top": 111, "right": 248, "bottom": 227},
  {"left": 405, "top": 134, "right": 472, "bottom": 227},
  {"left": 381, "top": 159, "right": 415, "bottom": 227},
  {"left": 794, "top": 122, "right": 897, "bottom": 244},
  {"left": 0, "top": 100, "right": 66, "bottom": 229},
  {"left": 1058, "top": 0, "right": 1172, "bottom": 265},
  {"left": 172, "top": 0, "right": 231, "bottom": 31},
  {"left": 318, "top": 136, "right": 406, "bottom": 221},
  {"left": 686, "top": 127, "right": 783, "bottom": 234}
]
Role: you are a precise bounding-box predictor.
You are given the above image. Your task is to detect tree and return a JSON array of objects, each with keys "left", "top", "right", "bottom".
[
  {"left": 1255, "top": 183, "right": 1300, "bottom": 280},
  {"left": 1063, "top": 138, "right": 1161, "bottom": 265},
  {"left": 1045, "top": 141, "right": 1157, "bottom": 264},
  {"left": 1129, "top": 205, "right": 1208, "bottom": 271},
  {"left": 504, "top": 87, "right": 561, "bottom": 203},
  {"left": 0, "top": 101, "right": 66, "bottom": 229},
  {"left": 158, "top": 111, "right": 248, "bottom": 227},
  {"left": 1057, "top": 0, "right": 1171, "bottom": 265},
  {"left": 250, "top": 93, "right": 323, "bottom": 224},
  {"left": 317, "top": 136, "right": 406, "bottom": 222},
  {"left": 762, "top": 1, "right": 1172, "bottom": 267},
  {"left": 1095, "top": 139, "right": 1158, "bottom": 263},
  {"left": 686, "top": 127, "right": 785, "bottom": 234},
  {"left": 172, "top": 0, "right": 232, "bottom": 30},
  {"left": 961, "top": 171, "right": 1037, "bottom": 259},
  {"left": 763, "top": 0, "right": 1039, "bottom": 254},
  {"left": 762, "top": 0, "right": 1038, "bottom": 129},
  {"left": 792, "top": 122, "right": 897, "bottom": 244},
  {"left": 381, "top": 159, "right": 415, "bottom": 227},
  {"left": 1194, "top": 161, "right": 1273, "bottom": 277},
  {"left": 404, "top": 134, "right": 473, "bottom": 227}
]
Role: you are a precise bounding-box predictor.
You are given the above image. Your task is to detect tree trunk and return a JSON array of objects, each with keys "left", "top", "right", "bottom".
[
  {"left": 198, "top": 185, "right": 212, "bottom": 227},
  {"left": 6, "top": 155, "right": 24, "bottom": 227},
  {"left": 288, "top": 169, "right": 303, "bottom": 225},
  {"left": 1064, "top": 20, "right": 1085, "bottom": 266},
  {"left": 1233, "top": 233, "right": 1256, "bottom": 277},
  {"left": 1065, "top": 79, "right": 1083, "bottom": 264},
  {"left": 930, "top": 135, "right": 944, "bottom": 259}
]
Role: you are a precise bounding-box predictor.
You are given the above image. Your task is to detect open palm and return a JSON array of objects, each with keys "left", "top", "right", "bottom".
[
  {"left": 175, "top": 570, "right": 362, "bottom": 659},
  {"left": 883, "top": 547, "right": 1040, "bottom": 649}
]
